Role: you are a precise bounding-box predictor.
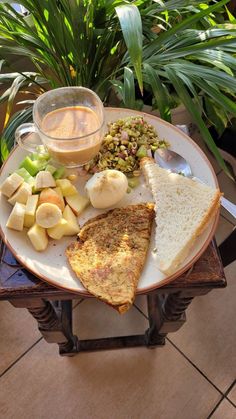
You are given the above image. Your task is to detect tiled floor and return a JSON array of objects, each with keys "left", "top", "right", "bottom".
[{"left": 0, "top": 143, "right": 235, "bottom": 419}]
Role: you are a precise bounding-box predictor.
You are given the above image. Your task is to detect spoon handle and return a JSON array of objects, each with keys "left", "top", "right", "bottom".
[{"left": 221, "top": 197, "right": 236, "bottom": 219}]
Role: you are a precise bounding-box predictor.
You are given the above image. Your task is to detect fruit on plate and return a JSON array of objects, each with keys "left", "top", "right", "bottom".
[
  {"left": 65, "top": 193, "right": 90, "bottom": 216},
  {"left": 54, "top": 187, "right": 65, "bottom": 210},
  {"left": 19, "top": 156, "right": 48, "bottom": 176},
  {"left": 63, "top": 205, "right": 80, "bottom": 235},
  {"left": 85, "top": 169, "right": 128, "bottom": 209},
  {"left": 45, "top": 164, "right": 57, "bottom": 175},
  {"left": 53, "top": 166, "right": 65, "bottom": 180},
  {"left": 55, "top": 179, "right": 77, "bottom": 196},
  {"left": 39, "top": 188, "right": 65, "bottom": 212},
  {"left": 27, "top": 224, "right": 48, "bottom": 251},
  {"left": 1, "top": 150, "right": 90, "bottom": 251},
  {"left": 24, "top": 195, "right": 39, "bottom": 228},
  {"left": 36, "top": 202, "right": 62, "bottom": 228},
  {"left": 6, "top": 202, "right": 26, "bottom": 231},
  {"left": 0, "top": 172, "right": 24, "bottom": 198},
  {"left": 8, "top": 182, "right": 32, "bottom": 206},
  {"left": 15, "top": 168, "right": 36, "bottom": 190},
  {"left": 35, "top": 171, "right": 56, "bottom": 190},
  {"left": 31, "top": 145, "right": 50, "bottom": 161},
  {"left": 47, "top": 218, "right": 68, "bottom": 240}
]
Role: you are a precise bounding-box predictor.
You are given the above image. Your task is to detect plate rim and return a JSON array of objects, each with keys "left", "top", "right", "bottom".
[{"left": 0, "top": 107, "right": 220, "bottom": 295}]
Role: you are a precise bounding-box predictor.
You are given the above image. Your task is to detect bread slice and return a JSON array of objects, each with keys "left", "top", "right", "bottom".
[
  {"left": 66, "top": 203, "right": 155, "bottom": 313},
  {"left": 141, "top": 157, "right": 221, "bottom": 276}
]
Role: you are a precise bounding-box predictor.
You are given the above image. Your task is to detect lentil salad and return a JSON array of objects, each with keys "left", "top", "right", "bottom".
[{"left": 85, "top": 116, "right": 168, "bottom": 176}]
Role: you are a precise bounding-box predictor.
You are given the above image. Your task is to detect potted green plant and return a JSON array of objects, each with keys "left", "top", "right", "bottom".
[
  {"left": 0, "top": 0, "right": 130, "bottom": 162},
  {"left": 113, "top": 0, "right": 236, "bottom": 178},
  {"left": 0, "top": 0, "right": 235, "bottom": 179}
]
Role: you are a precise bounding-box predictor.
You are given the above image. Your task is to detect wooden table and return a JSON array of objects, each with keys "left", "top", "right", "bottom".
[{"left": 0, "top": 240, "right": 226, "bottom": 356}]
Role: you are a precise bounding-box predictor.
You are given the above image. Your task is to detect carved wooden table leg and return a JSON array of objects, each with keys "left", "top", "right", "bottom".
[
  {"left": 160, "top": 291, "right": 194, "bottom": 335},
  {"left": 157, "top": 290, "right": 209, "bottom": 337},
  {"left": 10, "top": 299, "right": 79, "bottom": 356},
  {"left": 145, "top": 289, "right": 209, "bottom": 346},
  {"left": 145, "top": 292, "right": 166, "bottom": 347},
  {"left": 0, "top": 240, "right": 225, "bottom": 354}
]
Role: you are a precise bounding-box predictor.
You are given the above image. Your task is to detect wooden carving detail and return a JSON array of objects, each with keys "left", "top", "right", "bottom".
[
  {"left": 163, "top": 292, "right": 194, "bottom": 321},
  {"left": 28, "top": 301, "right": 58, "bottom": 330},
  {"left": 28, "top": 300, "right": 79, "bottom": 355}
]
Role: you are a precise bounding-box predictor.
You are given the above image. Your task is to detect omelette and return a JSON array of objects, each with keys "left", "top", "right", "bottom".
[{"left": 66, "top": 203, "right": 155, "bottom": 313}]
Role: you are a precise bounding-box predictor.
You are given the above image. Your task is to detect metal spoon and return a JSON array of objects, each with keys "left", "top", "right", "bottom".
[{"left": 154, "top": 148, "right": 236, "bottom": 219}]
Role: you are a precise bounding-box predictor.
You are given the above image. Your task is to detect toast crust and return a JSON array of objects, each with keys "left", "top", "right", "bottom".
[
  {"left": 141, "top": 158, "right": 221, "bottom": 275},
  {"left": 160, "top": 190, "right": 221, "bottom": 275}
]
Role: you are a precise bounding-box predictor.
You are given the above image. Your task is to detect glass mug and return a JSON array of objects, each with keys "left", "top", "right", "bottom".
[{"left": 15, "top": 87, "right": 105, "bottom": 168}]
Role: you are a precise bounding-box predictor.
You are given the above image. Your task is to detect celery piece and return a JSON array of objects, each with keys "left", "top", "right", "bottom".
[
  {"left": 136, "top": 145, "right": 147, "bottom": 158},
  {"left": 36, "top": 145, "right": 50, "bottom": 160},
  {"left": 45, "top": 164, "right": 57, "bottom": 175},
  {"left": 15, "top": 167, "right": 35, "bottom": 186},
  {"left": 30, "top": 151, "right": 50, "bottom": 161},
  {"left": 15, "top": 167, "right": 33, "bottom": 182},
  {"left": 30, "top": 145, "right": 50, "bottom": 161},
  {"left": 19, "top": 156, "right": 47, "bottom": 176},
  {"left": 53, "top": 166, "right": 65, "bottom": 180}
]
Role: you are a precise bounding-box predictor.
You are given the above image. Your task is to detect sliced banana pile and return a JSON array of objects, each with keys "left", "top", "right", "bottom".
[{"left": 1, "top": 171, "right": 90, "bottom": 252}]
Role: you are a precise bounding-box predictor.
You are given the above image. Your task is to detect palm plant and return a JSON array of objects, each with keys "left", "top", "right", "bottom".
[
  {"left": 115, "top": 0, "right": 236, "bottom": 178},
  {"left": 0, "top": 0, "right": 128, "bottom": 160},
  {"left": 0, "top": 0, "right": 235, "bottom": 178}
]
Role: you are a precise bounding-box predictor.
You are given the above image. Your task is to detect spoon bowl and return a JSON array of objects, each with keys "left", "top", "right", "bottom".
[{"left": 154, "top": 148, "right": 192, "bottom": 177}]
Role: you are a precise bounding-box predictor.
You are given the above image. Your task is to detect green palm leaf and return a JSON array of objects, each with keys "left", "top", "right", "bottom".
[
  {"left": 116, "top": 4, "right": 143, "bottom": 94},
  {"left": 204, "top": 97, "right": 229, "bottom": 136},
  {"left": 1, "top": 106, "right": 33, "bottom": 162},
  {"left": 188, "top": 50, "right": 236, "bottom": 74},
  {"left": 123, "top": 67, "right": 136, "bottom": 109},
  {"left": 144, "top": 63, "right": 171, "bottom": 122},
  {"left": 168, "top": 61, "right": 236, "bottom": 91},
  {"left": 143, "top": 0, "right": 230, "bottom": 58},
  {"left": 166, "top": 66, "right": 233, "bottom": 179}
]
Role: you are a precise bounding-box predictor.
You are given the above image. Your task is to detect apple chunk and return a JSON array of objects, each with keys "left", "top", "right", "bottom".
[
  {"left": 65, "top": 193, "right": 90, "bottom": 216},
  {"left": 54, "top": 187, "right": 65, "bottom": 211},
  {"left": 24, "top": 195, "right": 39, "bottom": 228},
  {"left": 63, "top": 205, "right": 80, "bottom": 235},
  {"left": 47, "top": 218, "right": 68, "bottom": 240},
  {"left": 39, "top": 188, "right": 65, "bottom": 212},
  {"left": 56, "top": 179, "right": 78, "bottom": 196},
  {"left": 27, "top": 224, "right": 48, "bottom": 251}
]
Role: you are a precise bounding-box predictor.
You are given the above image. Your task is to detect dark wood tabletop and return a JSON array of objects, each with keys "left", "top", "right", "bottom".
[
  {"left": 0, "top": 239, "right": 226, "bottom": 302},
  {"left": 0, "top": 238, "right": 227, "bottom": 355}
]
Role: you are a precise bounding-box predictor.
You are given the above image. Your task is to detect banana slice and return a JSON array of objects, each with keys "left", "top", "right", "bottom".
[
  {"left": 35, "top": 171, "right": 56, "bottom": 190},
  {"left": 0, "top": 173, "right": 24, "bottom": 198},
  {"left": 36, "top": 203, "right": 62, "bottom": 228},
  {"left": 8, "top": 182, "right": 32, "bottom": 206},
  {"left": 6, "top": 202, "right": 26, "bottom": 231}
]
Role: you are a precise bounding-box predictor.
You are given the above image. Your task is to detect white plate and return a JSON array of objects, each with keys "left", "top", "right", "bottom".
[{"left": 0, "top": 107, "right": 219, "bottom": 295}]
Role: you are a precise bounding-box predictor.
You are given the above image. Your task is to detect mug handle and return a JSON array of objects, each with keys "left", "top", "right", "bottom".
[{"left": 15, "top": 123, "right": 43, "bottom": 153}]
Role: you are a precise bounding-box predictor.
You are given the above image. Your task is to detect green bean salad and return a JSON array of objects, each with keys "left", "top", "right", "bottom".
[{"left": 85, "top": 116, "right": 168, "bottom": 176}]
